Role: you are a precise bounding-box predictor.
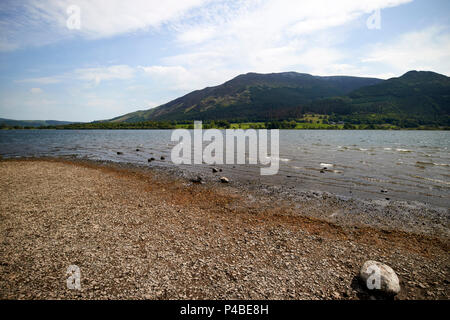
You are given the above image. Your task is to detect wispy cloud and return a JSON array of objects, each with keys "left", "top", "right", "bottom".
[
  {"left": 30, "top": 87, "right": 43, "bottom": 94},
  {"left": 363, "top": 26, "right": 450, "bottom": 75},
  {"left": 16, "top": 65, "right": 136, "bottom": 86},
  {"left": 138, "top": 65, "right": 222, "bottom": 91},
  {"left": 138, "top": 0, "right": 413, "bottom": 90},
  {"left": 75, "top": 65, "right": 135, "bottom": 85},
  {"left": 0, "top": 0, "right": 208, "bottom": 51},
  {"left": 15, "top": 76, "right": 62, "bottom": 84}
]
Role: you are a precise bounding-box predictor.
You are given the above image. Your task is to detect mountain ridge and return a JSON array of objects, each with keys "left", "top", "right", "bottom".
[
  {"left": 110, "top": 71, "right": 384, "bottom": 122},
  {"left": 106, "top": 70, "right": 448, "bottom": 127}
]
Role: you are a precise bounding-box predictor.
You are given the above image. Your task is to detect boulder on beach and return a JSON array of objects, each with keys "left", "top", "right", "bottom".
[
  {"left": 212, "top": 167, "right": 219, "bottom": 173},
  {"left": 359, "top": 260, "right": 400, "bottom": 296},
  {"left": 160, "top": 156, "right": 165, "bottom": 160},
  {"left": 117, "top": 152, "right": 123, "bottom": 155},
  {"left": 148, "top": 157, "right": 155, "bottom": 162},
  {"left": 220, "top": 177, "right": 229, "bottom": 183}
]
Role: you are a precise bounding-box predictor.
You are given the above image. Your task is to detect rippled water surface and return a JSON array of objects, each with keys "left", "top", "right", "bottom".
[{"left": 1, "top": 129, "right": 449, "bottom": 208}]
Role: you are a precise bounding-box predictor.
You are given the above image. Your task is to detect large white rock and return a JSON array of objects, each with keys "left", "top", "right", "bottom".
[{"left": 359, "top": 260, "right": 401, "bottom": 295}]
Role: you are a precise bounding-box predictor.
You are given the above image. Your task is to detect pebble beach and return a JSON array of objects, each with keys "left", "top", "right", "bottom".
[{"left": 0, "top": 158, "right": 448, "bottom": 299}]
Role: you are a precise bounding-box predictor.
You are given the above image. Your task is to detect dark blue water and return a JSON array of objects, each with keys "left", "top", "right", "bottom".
[{"left": 0, "top": 129, "right": 449, "bottom": 208}]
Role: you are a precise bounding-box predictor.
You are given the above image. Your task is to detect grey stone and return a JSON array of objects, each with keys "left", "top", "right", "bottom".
[{"left": 359, "top": 260, "right": 400, "bottom": 296}]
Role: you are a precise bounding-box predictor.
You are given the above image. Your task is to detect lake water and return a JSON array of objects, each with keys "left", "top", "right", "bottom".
[{"left": 1, "top": 129, "right": 449, "bottom": 208}]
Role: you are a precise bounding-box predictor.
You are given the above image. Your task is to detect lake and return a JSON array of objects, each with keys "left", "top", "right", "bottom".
[{"left": 1, "top": 129, "right": 449, "bottom": 208}]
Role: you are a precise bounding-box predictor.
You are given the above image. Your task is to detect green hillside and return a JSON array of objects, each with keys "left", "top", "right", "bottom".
[
  {"left": 110, "top": 72, "right": 383, "bottom": 122},
  {"left": 307, "top": 71, "right": 450, "bottom": 127}
]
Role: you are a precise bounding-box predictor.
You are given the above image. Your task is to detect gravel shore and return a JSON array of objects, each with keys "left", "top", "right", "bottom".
[{"left": 0, "top": 158, "right": 448, "bottom": 299}]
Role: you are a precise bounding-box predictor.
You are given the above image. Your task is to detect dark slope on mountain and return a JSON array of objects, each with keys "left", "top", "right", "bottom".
[
  {"left": 306, "top": 71, "right": 450, "bottom": 121},
  {"left": 110, "top": 72, "right": 383, "bottom": 122},
  {"left": 347, "top": 71, "right": 450, "bottom": 115}
]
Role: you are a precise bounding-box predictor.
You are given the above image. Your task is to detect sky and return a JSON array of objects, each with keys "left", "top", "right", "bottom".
[{"left": 0, "top": 0, "right": 449, "bottom": 122}]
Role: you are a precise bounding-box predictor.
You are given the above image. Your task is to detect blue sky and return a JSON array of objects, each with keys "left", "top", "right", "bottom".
[{"left": 0, "top": 0, "right": 449, "bottom": 122}]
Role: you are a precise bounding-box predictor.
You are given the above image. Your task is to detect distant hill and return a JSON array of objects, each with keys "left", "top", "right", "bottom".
[
  {"left": 110, "top": 72, "right": 383, "bottom": 122},
  {"left": 347, "top": 71, "right": 450, "bottom": 115},
  {"left": 304, "top": 71, "right": 450, "bottom": 126},
  {"left": 0, "top": 118, "right": 77, "bottom": 127}
]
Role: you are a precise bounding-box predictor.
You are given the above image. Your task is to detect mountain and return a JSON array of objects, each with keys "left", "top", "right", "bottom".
[
  {"left": 110, "top": 72, "right": 383, "bottom": 122},
  {"left": 0, "top": 118, "right": 77, "bottom": 127},
  {"left": 109, "top": 70, "right": 450, "bottom": 126}
]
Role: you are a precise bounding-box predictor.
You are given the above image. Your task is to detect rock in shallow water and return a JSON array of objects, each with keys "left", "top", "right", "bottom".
[
  {"left": 359, "top": 260, "right": 400, "bottom": 296},
  {"left": 190, "top": 176, "right": 203, "bottom": 183}
]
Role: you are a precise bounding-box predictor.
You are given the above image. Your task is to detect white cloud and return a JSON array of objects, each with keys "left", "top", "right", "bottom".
[
  {"left": 2, "top": 0, "right": 415, "bottom": 88},
  {"left": 363, "top": 26, "right": 450, "bottom": 75},
  {"left": 148, "top": 0, "right": 414, "bottom": 90},
  {"left": 0, "top": 0, "right": 412, "bottom": 53},
  {"left": 139, "top": 65, "right": 188, "bottom": 77},
  {"left": 30, "top": 87, "right": 43, "bottom": 94},
  {"left": 15, "top": 76, "right": 62, "bottom": 84},
  {"left": 75, "top": 65, "right": 135, "bottom": 85},
  {"left": 0, "top": 0, "right": 208, "bottom": 51},
  {"left": 139, "top": 65, "right": 229, "bottom": 90},
  {"left": 17, "top": 65, "right": 136, "bottom": 86},
  {"left": 172, "top": 1, "right": 411, "bottom": 49},
  {"left": 176, "top": 26, "right": 217, "bottom": 44},
  {"left": 61, "top": 0, "right": 207, "bottom": 38}
]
